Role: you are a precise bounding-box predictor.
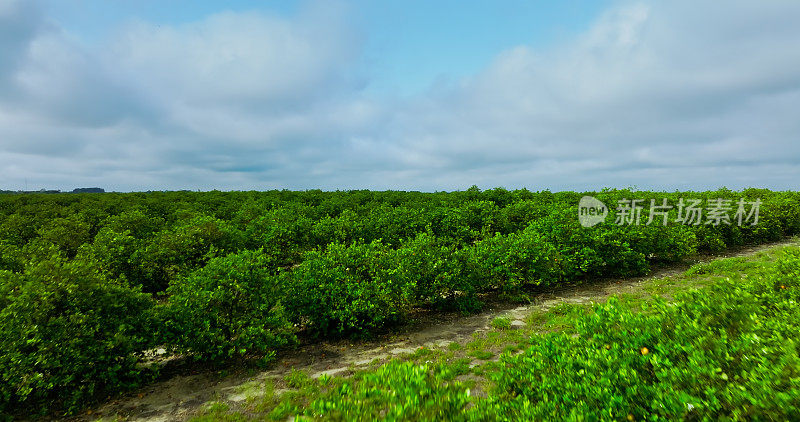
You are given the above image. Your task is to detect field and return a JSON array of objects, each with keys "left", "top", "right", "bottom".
[{"left": 1, "top": 188, "right": 799, "bottom": 420}]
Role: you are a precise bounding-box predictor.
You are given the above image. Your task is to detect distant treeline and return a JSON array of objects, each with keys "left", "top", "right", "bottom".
[{"left": 1, "top": 187, "right": 105, "bottom": 194}]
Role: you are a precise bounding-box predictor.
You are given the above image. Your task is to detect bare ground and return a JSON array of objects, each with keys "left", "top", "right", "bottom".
[{"left": 58, "top": 238, "right": 798, "bottom": 422}]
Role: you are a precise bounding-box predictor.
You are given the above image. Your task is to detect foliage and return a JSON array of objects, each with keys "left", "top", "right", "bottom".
[
  {"left": 393, "top": 232, "right": 479, "bottom": 311},
  {"left": 163, "top": 250, "right": 295, "bottom": 362},
  {"left": 304, "top": 361, "right": 472, "bottom": 421},
  {"left": 477, "top": 251, "right": 800, "bottom": 420},
  {"left": 285, "top": 240, "right": 412, "bottom": 336},
  {"left": 490, "top": 317, "right": 512, "bottom": 330},
  {"left": 35, "top": 216, "right": 92, "bottom": 258},
  {"left": 0, "top": 248, "right": 157, "bottom": 415},
  {"left": 135, "top": 215, "right": 243, "bottom": 292},
  {"left": 470, "top": 227, "right": 558, "bottom": 292}
]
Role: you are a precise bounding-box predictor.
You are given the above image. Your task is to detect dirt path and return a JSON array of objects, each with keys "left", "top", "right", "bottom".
[{"left": 67, "top": 239, "right": 798, "bottom": 422}]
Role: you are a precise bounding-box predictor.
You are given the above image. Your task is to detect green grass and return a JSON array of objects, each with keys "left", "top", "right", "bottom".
[
  {"left": 468, "top": 350, "right": 494, "bottom": 360},
  {"left": 490, "top": 316, "right": 511, "bottom": 330}
]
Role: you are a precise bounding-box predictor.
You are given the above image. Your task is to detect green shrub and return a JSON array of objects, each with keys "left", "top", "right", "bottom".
[
  {"left": 0, "top": 213, "right": 39, "bottom": 246},
  {"left": 624, "top": 224, "right": 697, "bottom": 263},
  {"left": 470, "top": 227, "right": 558, "bottom": 293},
  {"left": 527, "top": 209, "right": 649, "bottom": 280},
  {"left": 364, "top": 205, "right": 429, "bottom": 247},
  {"left": 245, "top": 208, "right": 314, "bottom": 265},
  {"left": 134, "top": 215, "right": 242, "bottom": 292},
  {"left": 693, "top": 224, "right": 728, "bottom": 252},
  {"left": 0, "top": 248, "right": 157, "bottom": 415},
  {"left": 773, "top": 249, "right": 800, "bottom": 290},
  {"left": 90, "top": 227, "right": 141, "bottom": 284},
  {"left": 393, "top": 233, "right": 478, "bottom": 312},
  {"left": 101, "top": 208, "right": 165, "bottom": 239},
  {"left": 285, "top": 241, "right": 412, "bottom": 336},
  {"left": 163, "top": 249, "right": 294, "bottom": 362},
  {"left": 310, "top": 209, "right": 366, "bottom": 249},
  {"left": 497, "top": 199, "right": 553, "bottom": 234},
  {"left": 0, "top": 242, "right": 23, "bottom": 273},
  {"left": 35, "top": 216, "right": 93, "bottom": 258},
  {"left": 430, "top": 200, "right": 500, "bottom": 246}
]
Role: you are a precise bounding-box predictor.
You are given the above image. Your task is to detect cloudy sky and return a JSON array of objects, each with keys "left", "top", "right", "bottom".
[{"left": 1, "top": 0, "right": 799, "bottom": 192}]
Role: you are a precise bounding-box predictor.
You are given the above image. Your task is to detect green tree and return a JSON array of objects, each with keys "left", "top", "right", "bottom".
[
  {"left": 0, "top": 247, "right": 157, "bottom": 415},
  {"left": 163, "top": 249, "right": 295, "bottom": 362}
]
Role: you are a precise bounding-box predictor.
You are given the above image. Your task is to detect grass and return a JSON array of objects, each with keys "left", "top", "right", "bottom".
[
  {"left": 186, "top": 242, "right": 799, "bottom": 421},
  {"left": 489, "top": 316, "right": 511, "bottom": 330}
]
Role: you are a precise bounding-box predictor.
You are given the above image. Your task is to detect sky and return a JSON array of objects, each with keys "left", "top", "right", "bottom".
[{"left": 1, "top": 0, "right": 799, "bottom": 192}]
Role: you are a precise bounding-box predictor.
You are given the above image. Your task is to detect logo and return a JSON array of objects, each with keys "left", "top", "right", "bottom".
[
  {"left": 578, "top": 196, "right": 608, "bottom": 227},
  {"left": 577, "top": 196, "right": 761, "bottom": 227}
]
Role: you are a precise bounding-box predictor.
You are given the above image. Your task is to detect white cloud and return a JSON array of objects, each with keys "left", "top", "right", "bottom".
[
  {"left": 364, "top": 1, "right": 800, "bottom": 190},
  {"left": 109, "top": 6, "right": 356, "bottom": 107},
  {"left": 0, "top": 0, "right": 799, "bottom": 191}
]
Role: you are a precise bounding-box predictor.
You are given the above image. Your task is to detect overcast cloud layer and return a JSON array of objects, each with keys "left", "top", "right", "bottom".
[{"left": 1, "top": 0, "right": 799, "bottom": 191}]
